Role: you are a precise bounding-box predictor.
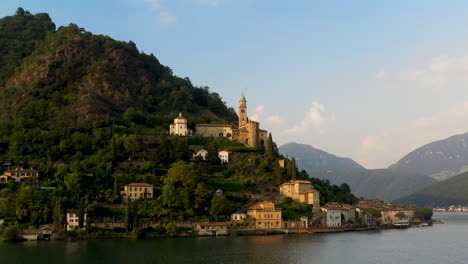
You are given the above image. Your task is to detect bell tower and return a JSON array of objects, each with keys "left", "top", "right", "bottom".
[{"left": 239, "top": 93, "right": 248, "bottom": 127}]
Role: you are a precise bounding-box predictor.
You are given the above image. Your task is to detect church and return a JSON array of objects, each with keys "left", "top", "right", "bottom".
[{"left": 170, "top": 95, "right": 268, "bottom": 148}]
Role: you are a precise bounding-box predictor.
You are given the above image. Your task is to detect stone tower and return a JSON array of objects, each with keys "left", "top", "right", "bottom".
[{"left": 239, "top": 94, "right": 248, "bottom": 127}]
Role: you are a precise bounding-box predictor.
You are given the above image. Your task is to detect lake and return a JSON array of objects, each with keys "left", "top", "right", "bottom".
[{"left": 0, "top": 212, "right": 467, "bottom": 264}]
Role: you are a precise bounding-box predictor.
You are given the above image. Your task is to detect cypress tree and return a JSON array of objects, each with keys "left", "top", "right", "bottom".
[
  {"left": 266, "top": 133, "right": 274, "bottom": 157},
  {"left": 125, "top": 200, "right": 132, "bottom": 231},
  {"left": 78, "top": 198, "right": 85, "bottom": 229},
  {"left": 291, "top": 158, "right": 298, "bottom": 181}
]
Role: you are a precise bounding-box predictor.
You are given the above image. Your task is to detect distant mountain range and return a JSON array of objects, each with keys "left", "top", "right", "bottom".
[
  {"left": 394, "top": 171, "right": 468, "bottom": 207},
  {"left": 279, "top": 142, "right": 437, "bottom": 201},
  {"left": 390, "top": 132, "right": 468, "bottom": 181},
  {"left": 278, "top": 142, "right": 365, "bottom": 174}
]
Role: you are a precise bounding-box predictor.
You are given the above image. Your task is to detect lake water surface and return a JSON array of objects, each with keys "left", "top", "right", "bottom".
[{"left": 0, "top": 212, "right": 466, "bottom": 264}]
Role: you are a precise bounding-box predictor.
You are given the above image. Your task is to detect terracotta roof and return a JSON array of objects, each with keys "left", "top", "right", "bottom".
[
  {"left": 126, "top": 183, "right": 153, "bottom": 187},
  {"left": 294, "top": 180, "right": 312, "bottom": 184},
  {"left": 259, "top": 129, "right": 268, "bottom": 132},
  {"left": 321, "top": 206, "right": 349, "bottom": 211},
  {"left": 196, "top": 124, "right": 232, "bottom": 127},
  {"left": 197, "top": 222, "right": 229, "bottom": 227},
  {"left": 5, "top": 168, "right": 38, "bottom": 173},
  {"left": 247, "top": 201, "right": 279, "bottom": 211},
  {"left": 299, "top": 189, "right": 318, "bottom": 194}
]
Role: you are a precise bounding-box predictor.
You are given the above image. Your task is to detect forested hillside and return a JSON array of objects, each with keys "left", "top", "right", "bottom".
[
  {"left": 0, "top": 8, "right": 238, "bottom": 168},
  {"left": 0, "top": 10, "right": 360, "bottom": 236}
]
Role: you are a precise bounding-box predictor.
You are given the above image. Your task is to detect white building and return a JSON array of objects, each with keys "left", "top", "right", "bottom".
[
  {"left": 169, "top": 113, "right": 192, "bottom": 136},
  {"left": 193, "top": 149, "right": 208, "bottom": 160},
  {"left": 321, "top": 203, "right": 355, "bottom": 227},
  {"left": 66, "top": 209, "right": 87, "bottom": 231},
  {"left": 218, "top": 150, "right": 230, "bottom": 163},
  {"left": 231, "top": 211, "right": 247, "bottom": 221}
]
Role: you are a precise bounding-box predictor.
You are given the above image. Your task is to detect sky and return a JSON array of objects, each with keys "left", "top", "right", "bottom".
[{"left": 3, "top": 0, "right": 468, "bottom": 169}]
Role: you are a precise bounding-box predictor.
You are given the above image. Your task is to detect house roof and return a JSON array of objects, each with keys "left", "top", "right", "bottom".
[
  {"left": 247, "top": 201, "right": 280, "bottom": 211},
  {"left": 197, "top": 222, "right": 229, "bottom": 227},
  {"left": 66, "top": 209, "right": 80, "bottom": 214},
  {"left": 232, "top": 211, "right": 246, "bottom": 215},
  {"left": 299, "top": 189, "right": 318, "bottom": 194},
  {"left": 196, "top": 124, "right": 232, "bottom": 127},
  {"left": 5, "top": 167, "right": 38, "bottom": 173},
  {"left": 126, "top": 183, "right": 153, "bottom": 187}
]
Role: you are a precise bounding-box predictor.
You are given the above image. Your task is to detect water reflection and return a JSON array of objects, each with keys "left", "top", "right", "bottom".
[{"left": 1, "top": 213, "right": 468, "bottom": 264}]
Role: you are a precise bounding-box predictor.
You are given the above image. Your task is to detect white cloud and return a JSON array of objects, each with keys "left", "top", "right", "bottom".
[
  {"left": 198, "top": 0, "right": 220, "bottom": 6},
  {"left": 355, "top": 101, "right": 468, "bottom": 168},
  {"left": 159, "top": 12, "right": 177, "bottom": 24},
  {"left": 375, "top": 71, "right": 388, "bottom": 80},
  {"left": 401, "top": 55, "right": 468, "bottom": 91},
  {"left": 283, "top": 101, "right": 335, "bottom": 134},
  {"left": 143, "top": 0, "right": 162, "bottom": 8},
  {"left": 265, "top": 115, "right": 284, "bottom": 126}
]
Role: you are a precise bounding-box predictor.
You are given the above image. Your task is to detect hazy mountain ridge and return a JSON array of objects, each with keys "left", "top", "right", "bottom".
[
  {"left": 390, "top": 132, "right": 468, "bottom": 181},
  {"left": 278, "top": 142, "right": 365, "bottom": 174},
  {"left": 394, "top": 171, "right": 468, "bottom": 207},
  {"left": 279, "top": 142, "right": 437, "bottom": 201}
]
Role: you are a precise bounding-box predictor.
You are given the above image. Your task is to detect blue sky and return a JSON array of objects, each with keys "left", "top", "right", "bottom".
[{"left": 3, "top": 0, "right": 468, "bottom": 168}]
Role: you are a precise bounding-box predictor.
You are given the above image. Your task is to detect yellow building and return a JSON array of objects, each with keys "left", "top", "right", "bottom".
[
  {"left": 279, "top": 180, "right": 320, "bottom": 214},
  {"left": 247, "top": 201, "right": 282, "bottom": 229},
  {"left": 121, "top": 183, "right": 153, "bottom": 201},
  {"left": 0, "top": 167, "right": 39, "bottom": 183}
]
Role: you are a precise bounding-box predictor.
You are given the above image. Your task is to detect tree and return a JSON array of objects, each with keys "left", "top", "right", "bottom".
[
  {"left": 209, "top": 196, "right": 234, "bottom": 217},
  {"left": 207, "top": 140, "right": 221, "bottom": 165},
  {"left": 124, "top": 200, "right": 132, "bottom": 231},
  {"left": 291, "top": 158, "right": 298, "bottom": 181},
  {"left": 161, "top": 162, "right": 197, "bottom": 210},
  {"left": 415, "top": 208, "right": 433, "bottom": 221},
  {"left": 53, "top": 197, "right": 63, "bottom": 232},
  {"left": 266, "top": 133, "right": 274, "bottom": 157},
  {"left": 78, "top": 198, "right": 85, "bottom": 229},
  {"left": 165, "top": 223, "right": 178, "bottom": 236},
  {"left": 174, "top": 138, "right": 189, "bottom": 162},
  {"left": 395, "top": 212, "right": 406, "bottom": 220}
]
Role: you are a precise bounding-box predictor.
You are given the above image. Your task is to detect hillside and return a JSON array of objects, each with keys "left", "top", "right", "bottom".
[
  {"left": 390, "top": 132, "right": 468, "bottom": 181},
  {"left": 323, "top": 169, "right": 437, "bottom": 202},
  {"left": 394, "top": 171, "right": 468, "bottom": 207},
  {"left": 279, "top": 142, "right": 437, "bottom": 201},
  {"left": 278, "top": 142, "right": 365, "bottom": 174},
  {"left": 0, "top": 9, "right": 239, "bottom": 162}
]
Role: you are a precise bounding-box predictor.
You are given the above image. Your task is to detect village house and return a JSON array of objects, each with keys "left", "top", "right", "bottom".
[
  {"left": 66, "top": 209, "right": 87, "bottom": 231},
  {"left": 279, "top": 180, "right": 320, "bottom": 214},
  {"left": 169, "top": 113, "right": 192, "bottom": 136},
  {"left": 0, "top": 167, "right": 39, "bottom": 183},
  {"left": 193, "top": 149, "right": 208, "bottom": 160},
  {"left": 247, "top": 201, "right": 282, "bottom": 229},
  {"left": 356, "top": 200, "right": 416, "bottom": 225},
  {"left": 121, "top": 183, "right": 153, "bottom": 201},
  {"left": 231, "top": 211, "right": 247, "bottom": 221},
  {"left": 320, "top": 203, "right": 356, "bottom": 227},
  {"left": 218, "top": 150, "right": 230, "bottom": 163},
  {"left": 196, "top": 222, "right": 229, "bottom": 236}
]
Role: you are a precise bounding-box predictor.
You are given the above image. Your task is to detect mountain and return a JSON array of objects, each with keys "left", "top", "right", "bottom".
[
  {"left": 279, "top": 142, "right": 437, "bottom": 201},
  {"left": 390, "top": 132, "right": 468, "bottom": 181},
  {"left": 0, "top": 8, "right": 239, "bottom": 166},
  {"left": 278, "top": 142, "right": 365, "bottom": 174},
  {"left": 394, "top": 171, "right": 468, "bottom": 207},
  {"left": 0, "top": 8, "right": 237, "bottom": 132},
  {"left": 322, "top": 169, "right": 437, "bottom": 202}
]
